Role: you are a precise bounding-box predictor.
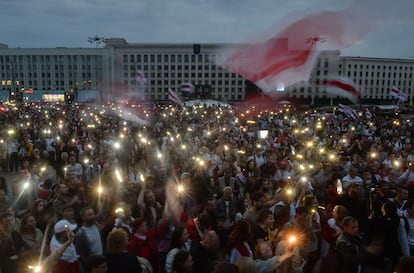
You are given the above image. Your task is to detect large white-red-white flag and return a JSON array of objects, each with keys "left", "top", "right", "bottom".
[
  {"left": 180, "top": 82, "right": 195, "bottom": 93},
  {"left": 168, "top": 89, "right": 184, "bottom": 106},
  {"left": 322, "top": 76, "right": 360, "bottom": 104},
  {"left": 390, "top": 86, "right": 408, "bottom": 102},
  {"left": 215, "top": 5, "right": 371, "bottom": 92}
]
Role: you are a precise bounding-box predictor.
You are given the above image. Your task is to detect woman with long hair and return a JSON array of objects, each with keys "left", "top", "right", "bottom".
[
  {"left": 172, "top": 250, "right": 193, "bottom": 273},
  {"left": 19, "top": 213, "right": 44, "bottom": 251},
  {"left": 165, "top": 225, "right": 191, "bottom": 273},
  {"left": 225, "top": 219, "right": 253, "bottom": 264}
]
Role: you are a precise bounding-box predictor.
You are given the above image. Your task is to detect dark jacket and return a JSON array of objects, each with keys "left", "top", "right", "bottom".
[{"left": 335, "top": 232, "right": 366, "bottom": 273}]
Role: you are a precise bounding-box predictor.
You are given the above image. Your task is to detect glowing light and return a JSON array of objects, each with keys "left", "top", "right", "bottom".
[
  {"left": 23, "top": 182, "right": 30, "bottom": 189},
  {"left": 114, "top": 142, "right": 121, "bottom": 149},
  {"left": 336, "top": 179, "right": 343, "bottom": 194},
  {"left": 288, "top": 235, "right": 297, "bottom": 244},
  {"left": 177, "top": 184, "right": 185, "bottom": 194},
  {"left": 28, "top": 264, "right": 42, "bottom": 272},
  {"left": 286, "top": 188, "right": 293, "bottom": 195},
  {"left": 115, "top": 169, "right": 123, "bottom": 182},
  {"left": 115, "top": 207, "right": 124, "bottom": 214},
  {"left": 97, "top": 186, "right": 103, "bottom": 194}
]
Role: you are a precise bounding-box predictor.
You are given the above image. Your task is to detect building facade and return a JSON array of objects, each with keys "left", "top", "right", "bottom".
[
  {"left": 0, "top": 39, "right": 413, "bottom": 104},
  {"left": 0, "top": 43, "right": 113, "bottom": 102}
]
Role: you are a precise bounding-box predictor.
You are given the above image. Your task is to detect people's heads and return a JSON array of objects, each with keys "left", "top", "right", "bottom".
[
  {"left": 131, "top": 217, "right": 148, "bottom": 235},
  {"left": 143, "top": 189, "right": 156, "bottom": 205},
  {"left": 106, "top": 229, "right": 129, "bottom": 254},
  {"left": 342, "top": 216, "right": 359, "bottom": 237},
  {"left": 295, "top": 206, "right": 310, "bottom": 225},
  {"left": 197, "top": 212, "right": 212, "bottom": 231},
  {"left": 247, "top": 159, "right": 256, "bottom": 170},
  {"left": 68, "top": 155, "right": 77, "bottom": 165},
  {"left": 80, "top": 207, "right": 96, "bottom": 226},
  {"left": 19, "top": 213, "right": 37, "bottom": 233},
  {"left": 251, "top": 191, "right": 265, "bottom": 210},
  {"left": 57, "top": 183, "right": 69, "bottom": 196},
  {"left": 172, "top": 250, "right": 193, "bottom": 273},
  {"left": 222, "top": 186, "right": 233, "bottom": 201},
  {"left": 255, "top": 241, "right": 273, "bottom": 260},
  {"left": 348, "top": 167, "right": 358, "bottom": 178},
  {"left": 171, "top": 224, "right": 189, "bottom": 248},
  {"left": 33, "top": 199, "right": 45, "bottom": 214},
  {"left": 302, "top": 194, "right": 318, "bottom": 210},
  {"left": 332, "top": 205, "right": 349, "bottom": 226},
  {"left": 256, "top": 209, "right": 274, "bottom": 228},
  {"left": 53, "top": 219, "right": 77, "bottom": 241},
  {"left": 85, "top": 255, "right": 107, "bottom": 273},
  {"left": 0, "top": 211, "right": 15, "bottom": 232},
  {"left": 62, "top": 205, "right": 75, "bottom": 221},
  {"left": 235, "top": 257, "right": 254, "bottom": 273},
  {"left": 201, "top": 230, "right": 219, "bottom": 252},
  {"left": 228, "top": 219, "right": 250, "bottom": 242},
  {"left": 346, "top": 183, "right": 359, "bottom": 197}
]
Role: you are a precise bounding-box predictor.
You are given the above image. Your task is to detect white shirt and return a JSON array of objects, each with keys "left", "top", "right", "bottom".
[{"left": 50, "top": 235, "right": 78, "bottom": 263}]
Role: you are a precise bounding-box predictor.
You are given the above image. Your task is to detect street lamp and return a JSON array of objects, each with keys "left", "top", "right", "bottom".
[
  {"left": 88, "top": 35, "right": 106, "bottom": 48},
  {"left": 87, "top": 35, "right": 106, "bottom": 93}
]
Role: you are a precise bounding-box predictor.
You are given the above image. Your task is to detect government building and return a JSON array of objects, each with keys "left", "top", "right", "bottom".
[{"left": 0, "top": 38, "right": 413, "bottom": 104}]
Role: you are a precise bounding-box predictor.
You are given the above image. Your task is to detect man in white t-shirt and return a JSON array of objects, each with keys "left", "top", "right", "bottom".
[{"left": 342, "top": 167, "right": 363, "bottom": 189}]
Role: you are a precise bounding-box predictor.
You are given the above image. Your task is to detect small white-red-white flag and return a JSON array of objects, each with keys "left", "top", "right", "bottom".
[
  {"left": 168, "top": 89, "right": 184, "bottom": 106},
  {"left": 390, "top": 86, "right": 408, "bottom": 102},
  {"left": 338, "top": 104, "right": 358, "bottom": 119},
  {"left": 136, "top": 71, "right": 147, "bottom": 85},
  {"left": 365, "top": 108, "right": 372, "bottom": 120},
  {"left": 180, "top": 82, "right": 195, "bottom": 93},
  {"left": 322, "top": 76, "right": 360, "bottom": 104}
]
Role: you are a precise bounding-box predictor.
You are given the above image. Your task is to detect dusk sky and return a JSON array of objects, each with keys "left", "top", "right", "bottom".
[{"left": 1, "top": 0, "right": 413, "bottom": 59}]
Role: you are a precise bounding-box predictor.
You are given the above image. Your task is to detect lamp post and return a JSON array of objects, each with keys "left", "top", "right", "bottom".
[{"left": 87, "top": 35, "right": 105, "bottom": 94}]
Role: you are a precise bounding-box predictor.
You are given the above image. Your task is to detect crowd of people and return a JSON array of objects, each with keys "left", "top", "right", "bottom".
[{"left": 0, "top": 100, "right": 414, "bottom": 273}]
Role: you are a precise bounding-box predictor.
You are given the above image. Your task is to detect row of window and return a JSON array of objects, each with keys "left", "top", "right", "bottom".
[
  {"left": 123, "top": 54, "right": 218, "bottom": 64},
  {"left": 343, "top": 63, "right": 414, "bottom": 70},
  {"left": 0, "top": 55, "right": 94, "bottom": 63}
]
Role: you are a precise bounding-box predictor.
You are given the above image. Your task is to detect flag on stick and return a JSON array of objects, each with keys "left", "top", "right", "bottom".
[
  {"left": 168, "top": 89, "right": 184, "bottom": 106},
  {"left": 338, "top": 104, "right": 358, "bottom": 119},
  {"left": 322, "top": 76, "right": 360, "bottom": 104},
  {"left": 390, "top": 86, "right": 408, "bottom": 102}
]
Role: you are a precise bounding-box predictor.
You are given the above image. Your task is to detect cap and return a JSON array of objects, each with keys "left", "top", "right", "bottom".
[{"left": 54, "top": 219, "right": 77, "bottom": 233}]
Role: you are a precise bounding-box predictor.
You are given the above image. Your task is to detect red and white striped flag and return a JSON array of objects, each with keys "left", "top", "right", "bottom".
[
  {"left": 365, "top": 108, "right": 373, "bottom": 120},
  {"left": 322, "top": 76, "right": 360, "bottom": 104},
  {"left": 168, "top": 89, "right": 184, "bottom": 106},
  {"left": 215, "top": 5, "right": 370, "bottom": 92},
  {"left": 180, "top": 82, "right": 195, "bottom": 93},
  {"left": 338, "top": 104, "right": 358, "bottom": 119},
  {"left": 136, "top": 71, "right": 147, "bottom": 85},
  {"left": 390, "top": 86, "right": 408, "bottom": 102}
]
